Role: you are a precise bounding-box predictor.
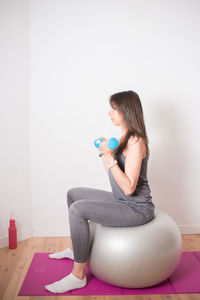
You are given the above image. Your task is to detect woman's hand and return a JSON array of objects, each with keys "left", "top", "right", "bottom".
[
  {"left": 96, "top": 137, "right": 106, "bottom": 155},
  {"left": 99, "top": 138, "right": 115, "bottom": 159},
  {"left": 99, "top": 136, "right": 106, "bottom": 141}
]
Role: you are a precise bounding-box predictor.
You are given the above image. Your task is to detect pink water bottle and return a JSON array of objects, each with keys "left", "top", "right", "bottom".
[{"left": 9, "top": 213, "right": 17, "bottom": 249}]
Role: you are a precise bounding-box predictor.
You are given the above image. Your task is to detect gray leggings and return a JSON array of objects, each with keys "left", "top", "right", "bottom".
[{"left": 67, "top": 187, "right": 153, "bottom": 263}]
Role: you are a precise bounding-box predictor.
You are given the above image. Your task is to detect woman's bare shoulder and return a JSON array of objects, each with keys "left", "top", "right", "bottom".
[
  {"left": 128, "top": 135, "right": 140, "bottom": 145},
  {"left": 127, "top": 136, "right": 146, "bottom": 158}
]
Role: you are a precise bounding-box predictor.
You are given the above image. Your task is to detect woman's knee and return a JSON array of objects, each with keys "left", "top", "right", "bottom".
[
  {"left": 69, "top": 201, "right": 88, "bottom": 222},
  {"left": 66, "top": 187, "right": 79, "bottom": 207},
  {"left": 69, "top": 201, "right": 82, "bottom": 216}
]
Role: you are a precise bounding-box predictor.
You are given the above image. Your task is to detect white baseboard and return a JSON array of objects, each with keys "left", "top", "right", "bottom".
[
  {"left": 179, "top": 225, "right": 200, "bottom": 234},
  {"left": 1, "top": 225, "right": 199, "bottom": 248},
  {"left": 32, "top": 226, "right": 70, "bottom": 237}
]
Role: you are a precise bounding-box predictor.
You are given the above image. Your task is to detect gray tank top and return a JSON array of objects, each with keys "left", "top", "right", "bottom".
[{"left": 108, "top": 151, "right": 155, "bottom": 217}]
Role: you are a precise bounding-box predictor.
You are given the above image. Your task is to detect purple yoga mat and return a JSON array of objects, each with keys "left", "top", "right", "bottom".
[{"left": 18, "top": 252, "right": 200, "bottom": 296}]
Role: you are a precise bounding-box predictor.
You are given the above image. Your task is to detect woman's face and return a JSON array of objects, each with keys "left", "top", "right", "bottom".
[{"left": 108, "top": 104, "right": 124, "bottom": 127}]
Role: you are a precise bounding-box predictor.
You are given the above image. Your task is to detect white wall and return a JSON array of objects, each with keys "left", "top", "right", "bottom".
[
  {"left": 0, "top": 0, "right": 200, "bottom": 247},
  {"left": 30, "top": 0, "right": 200, "bottom": 235},
  {"left": 0, "top": 0, "right": 32, "bottom": 247}
]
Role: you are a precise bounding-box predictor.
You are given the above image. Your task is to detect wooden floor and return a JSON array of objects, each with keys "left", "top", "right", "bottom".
[{"left": 0, "top": 235, "right": 200, "bottom": 300}]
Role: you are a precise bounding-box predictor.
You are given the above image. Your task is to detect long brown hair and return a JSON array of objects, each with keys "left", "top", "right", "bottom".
[{"left": 109, "top": 90, "right": 150, "bottom": 158}]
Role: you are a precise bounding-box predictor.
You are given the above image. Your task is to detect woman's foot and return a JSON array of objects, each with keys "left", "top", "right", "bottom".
[
  {"left": 49, "top": 248, "right": 74, "bottom": 260},
  {"left": 44, "top": 272, "right": 87, "bottom": 293}
]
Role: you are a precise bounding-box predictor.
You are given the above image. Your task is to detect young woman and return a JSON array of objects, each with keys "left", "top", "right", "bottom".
[{"left": 45, "top": 90, "right": 155, "bottom": 293}]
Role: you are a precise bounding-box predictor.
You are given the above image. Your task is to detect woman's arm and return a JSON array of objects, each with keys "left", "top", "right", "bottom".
[
  {"left": 101, "top": 137, "right": 146, "bottom": 196},
  {"left": 97, "top": 148, "right": 109, "bottom": 174},
  {"left": 101, "top": 154, "right": 109, "bottom": 174}
]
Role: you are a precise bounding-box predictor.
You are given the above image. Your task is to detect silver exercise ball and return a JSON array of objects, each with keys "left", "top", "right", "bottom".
[{"left": 88, "top": 208, "right": 182, "bottom": 288}]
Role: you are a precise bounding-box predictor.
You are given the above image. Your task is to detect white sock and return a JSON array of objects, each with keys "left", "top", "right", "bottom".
[
  {"left": 44, "top": 273, "right": 87, "bottom": 293},
  {"left": 48, "top": 248, "right": 74, "bottom": 260}
]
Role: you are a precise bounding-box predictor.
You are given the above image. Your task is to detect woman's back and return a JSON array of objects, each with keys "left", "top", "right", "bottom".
[{"left": 108, "top": 151, "right": 155, "bottom": 218}]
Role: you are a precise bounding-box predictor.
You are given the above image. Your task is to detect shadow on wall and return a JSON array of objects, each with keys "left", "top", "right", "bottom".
[{"left": 149, "top": 100, "right": 190, "bottom": 223}]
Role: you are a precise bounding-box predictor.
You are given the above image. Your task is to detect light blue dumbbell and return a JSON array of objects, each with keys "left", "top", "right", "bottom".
[
  {"left": 94, "top": 138, "right": 104, "bottom": 149},
  {"left": 94, "top": 137, "right": 119, "bottom": 156}
]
